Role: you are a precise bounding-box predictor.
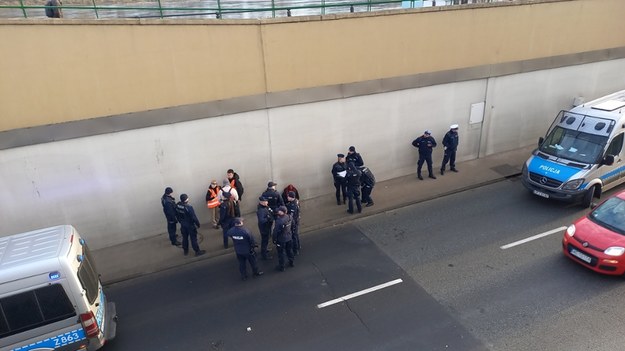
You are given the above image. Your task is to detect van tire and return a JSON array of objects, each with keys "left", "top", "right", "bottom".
[{"left": 581, "top": 185, "right": 596, "bottom": 208}]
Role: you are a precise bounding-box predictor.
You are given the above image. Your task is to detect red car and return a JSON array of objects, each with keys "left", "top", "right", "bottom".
[{"left": 562, "top": 190, "right": 625, "bottom": 275}]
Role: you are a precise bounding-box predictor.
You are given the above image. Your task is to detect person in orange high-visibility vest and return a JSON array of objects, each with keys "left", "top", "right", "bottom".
[{"left": 205, "top": 180, "right": 222, "bottom": 229}]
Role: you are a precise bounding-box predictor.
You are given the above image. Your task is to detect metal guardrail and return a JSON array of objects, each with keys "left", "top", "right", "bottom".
[{"left": 0, "top": 0, "right": 504, "bottom": 20}]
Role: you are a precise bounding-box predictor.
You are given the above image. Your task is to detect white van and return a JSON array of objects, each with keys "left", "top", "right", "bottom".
[
  {"left": 522, "top": 90, "right": 625, "bottom": 207},
  {"left": 0, "top": 225, "right": 117, "bottom": 351}
]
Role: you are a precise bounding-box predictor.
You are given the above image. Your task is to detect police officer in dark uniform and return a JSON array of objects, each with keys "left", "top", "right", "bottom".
[
  {"left": 412, "top": 130, "right": 437, "bottom": 180},
  {"left": 161, "top": 187, "right": 180, "bottom": 246},
  {"left": 359, "top": 166, "right": 376, "bottom": 207},
  {"left": 441, "top": 124, "right": 460, "bottom": 175},
  {"left": 256, "top": 196, "right": 274, "bottom": 260},
  {"left": 175, "top": 194, "right": 206, "bottom": 257},
  {"left": 261, "top": 181, "right": 284, "bottom": 215},
  {"left": 331, "top": 153, "right": 348, "bottom": 205},
  {"left": 285, "top": 191, "right": 301, "bottom": 256},
  {"left": 346, "top": 146, "right": 364, "bottom": 167},
  {"left": 345, "top": 162, "right": 362, "bottom": 214},
  {"left": 227, "top": 217, "right": 264, "bottom": 281},
  {"left": 272, "top": 206, "right": 294, "bottom": 272}
]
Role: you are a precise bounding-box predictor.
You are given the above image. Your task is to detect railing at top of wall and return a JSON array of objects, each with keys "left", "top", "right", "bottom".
[{"left": 0, "top": 0, "right": 507, "bottom": 20}]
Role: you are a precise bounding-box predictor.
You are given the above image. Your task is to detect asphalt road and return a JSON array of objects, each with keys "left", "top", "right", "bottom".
[{"left": 104, "top": 177, "right": 625, "bottom": 350}]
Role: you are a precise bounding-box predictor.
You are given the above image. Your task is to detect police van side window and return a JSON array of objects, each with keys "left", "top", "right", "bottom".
[
  {"left": 77, "top": 244, "right": 99, "bottom": 304},
  {"left": 606, "top": 133, "right": 624, "bottom": 157},
  {"left": 0, "top": 284, "right": 75, "bottom": 338}
]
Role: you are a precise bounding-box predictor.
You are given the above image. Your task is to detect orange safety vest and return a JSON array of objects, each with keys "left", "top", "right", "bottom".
[{"left": 206, "top": 188, "right": 221, "bottom": 208}]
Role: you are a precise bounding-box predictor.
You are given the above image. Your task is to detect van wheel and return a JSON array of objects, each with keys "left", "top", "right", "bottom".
[{"left": 581, "top": 185, "right": 596, "bottom": 208}]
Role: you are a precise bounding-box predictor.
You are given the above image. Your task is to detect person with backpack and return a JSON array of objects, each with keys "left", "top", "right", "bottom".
[
  {"left": 219, "top": 190, "right": 237, "bottom": 249},
  {"left": 45, "top": 0, "right": 63, "bottom": 18},
  {"left": 272, "top": 206, "right": 294, "bottom": 272},
  {"left": 205, "top": 180, "right": 221, "bottom": 229},
  {"left": 285, "top": 191, "right": 301, "bottom": 256},
  {"left": 359, "top": 166, "right": 376, "bottom": 207}
]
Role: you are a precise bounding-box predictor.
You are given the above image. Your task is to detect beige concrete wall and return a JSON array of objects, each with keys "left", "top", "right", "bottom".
[{"left": 1, "top": 0, "right": 625, "bottom": 132}]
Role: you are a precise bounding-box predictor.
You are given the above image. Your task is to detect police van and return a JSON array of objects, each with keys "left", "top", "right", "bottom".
[
  {"left": 522, "top": 90, "right": 625, "bottom": 207},
  {"left": 0, "top": 225, "right": 117, "bottom": 351}
]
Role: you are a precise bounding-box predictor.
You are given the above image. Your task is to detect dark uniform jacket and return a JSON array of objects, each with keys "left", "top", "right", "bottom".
[
  {"left": 346, "top": 167, "right": 362, "bottom": 189},
  {"left": 227, "top": 226, "right": 257, "bottom": 255},
  {"left": 442, "top": 131, "right": 459, "bottom": 151},
  {"left": 161, "top": 194, "right": 177, "bottom": 223},
  {"left": 272, "top": 214, "right": 293, "bottom": 243},
  {"left": 346, "top": 152, "right": 364, "bottom": 167},
  {"left": 256, "top": 204, "right": 274, "bottom": 227},
  {"left": 331, "top": 161, "right": 347, "bottom": 183},
  {"left": 175, "top": 202, "right": 200, "bottom": 228},
  {"left": 412, "top": 136, "right": 437, "bottom": 155},
  {"left": 285, "top": 199, "right": 300, "bottom": 227},
  {"left": 261, "top": 188, "right": 284, "bottom": 211}
]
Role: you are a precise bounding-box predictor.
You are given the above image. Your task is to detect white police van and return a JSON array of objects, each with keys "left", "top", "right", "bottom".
[
  {"left": 522, "top": 90, "right": 625, "bottom": 207},
  {"left": 0, "top": 225, "right": 117, "bottom": 351}
]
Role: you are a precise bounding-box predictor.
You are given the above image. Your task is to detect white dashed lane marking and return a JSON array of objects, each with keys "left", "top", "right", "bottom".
[
  {"left": 500, "top": 226, "right": 568, "bottom": 250},
  {"left": 317, "top": 279, "right": 403, "bottom": 309}
]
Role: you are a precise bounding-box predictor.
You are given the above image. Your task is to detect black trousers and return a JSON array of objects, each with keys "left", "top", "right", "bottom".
[
  {"left": 334, "top": 180, "right": 347, "bottom": 202},
  {"left": 181, "top": 224, "right": 200, "bottom": 254},
  {"left": 441, "top": 149, "right": 457, "bottom": 170},
  {"left": 361, "top": 185, "right": 373, "bottom": 204},
  {"left": 236, "top": 252, "right": 260, "bottom": 278},
  {"left": 347, "top": 186, "right": 362, "bottom": 213},
  {"left": 276, "top": 241, "right": 294, "bottom": 268},
  {"left": 166, "top": 220, "right": 177, "bottom": 244},
  {"left": 417, "top": 153, "right": 434, "bottom": 176},
  {"left": 258, "top": 222, "right": 273, "bottom": 257}
]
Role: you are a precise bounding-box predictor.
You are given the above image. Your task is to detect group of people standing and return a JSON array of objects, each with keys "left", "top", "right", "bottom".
[
  {"left": 331, "top": 146, "right": 376, "bottom": 214},
  {"left": 160, "top": 169, "right": 302, "bottom": 281},
  {"left": 412, "top": 124, "right": 460, "bottom": 180}
]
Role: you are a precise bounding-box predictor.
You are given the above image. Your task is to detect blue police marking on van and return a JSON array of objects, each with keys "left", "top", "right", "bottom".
[
  {"left": 48, "top": 271, "right": 61, "bottom": 280},
  {"left": 527, "top": 157, "right": 580, "bottom": 183},
  {"left": 11, "top": 329, "right": 87, "bottom": 351}
]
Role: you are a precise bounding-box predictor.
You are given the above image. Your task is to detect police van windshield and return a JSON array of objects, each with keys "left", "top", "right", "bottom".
[{"left": 539, "top": 126, "right": 607, "bottom": 164}]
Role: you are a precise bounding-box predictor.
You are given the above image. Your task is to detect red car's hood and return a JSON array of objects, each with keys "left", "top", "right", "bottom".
[{"left": 574, "top": 216, "right": 625, "bottom": 248}]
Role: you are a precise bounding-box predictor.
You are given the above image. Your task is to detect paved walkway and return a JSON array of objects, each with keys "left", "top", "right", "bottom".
[{"left": 93, "top": 145, "right": 534, "bottom": 284}]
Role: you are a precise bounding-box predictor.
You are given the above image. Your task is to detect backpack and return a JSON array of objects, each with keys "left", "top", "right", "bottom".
[
  {"left": 45, "top": 0, "right": 55, "bottom": 17},
  {"left": 361, "top": 167, "right": 376, "bottom": 186}
]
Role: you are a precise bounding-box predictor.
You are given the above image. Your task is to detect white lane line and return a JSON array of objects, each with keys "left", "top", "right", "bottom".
[
  {"left": 500, "top": 226, "right": 568, "bottom": 250},
  {"left": 317, "top": 278, "right": 403, "bottom": 309}
]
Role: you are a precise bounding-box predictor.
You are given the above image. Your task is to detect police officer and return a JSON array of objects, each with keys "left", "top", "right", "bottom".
[
  {"left": 256, "top": 196, "right": 274, "bottom": 260},
  {"left": 345, "top": 162, "right": 362, "bottom": 214},
  {"left": 261, "top": 181, "right": 284, "bottom": 215},
  {"left": 175, "top": 194, "right": 206, "bottom": 257},
  {"left": 346, "top": 146, "right": 364, "bottom": 167},
  {"left": 272, "top": 206, "right": 294, "bottom": 272},
  {"left": 285, "top": 191, "right": 301, "bottom": 256},
  {"left": 331, "top": 153, "right": 348, "bottom": 205},
  {"left": 161, "top": 187, "right": 180, "bottom": 246},
  {"left": 359, "top": 166, "right": 376, "bottom": 207},
  {"left": 412, "top": 130, "right": 437, "bottom": 180},
  {"left": 227, "top": 217, "right": 264, "bottom": 281},
  {"left": 441, "top": 124, "right": 460, "bottom": 175}
]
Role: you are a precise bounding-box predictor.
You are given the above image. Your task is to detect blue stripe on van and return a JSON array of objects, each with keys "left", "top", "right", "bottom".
[
  {"left": 527, "top": 157, "right": 581, "bottom": 183},
  {"left": 11, "top": 329, "right": 86, "bottom": 351},
  {"left": 600, "top": 164, "right": 625, "bottom": 181}
]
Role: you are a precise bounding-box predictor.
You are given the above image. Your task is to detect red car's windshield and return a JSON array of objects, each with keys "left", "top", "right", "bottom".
[{"left": 589, "top": 197, "right": 625, "bottom": 235}]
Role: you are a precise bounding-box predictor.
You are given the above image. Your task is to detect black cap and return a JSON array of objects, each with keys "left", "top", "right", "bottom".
[
  {"left": 180, "top": 194, "right": 189, "bottom": 202},
  {"left": 337, "top": 153, "right": 345, "bottom": 158},
  {"left": 259, "top": 196, "right": 268, "bottom": 202},
  {"left": 165, "top": 187, "right": 173, "bottom": 195},
  {"left": 233, "top": 217, "right": 243, "bottom": 226},
  {"left": 268, "top": 181, "right": 277, "bottom": 187},
  {"left": 288, "top": 191, "right": 296, "bottom": 198},
  {"left": 349, "top": 146, "right": 356, "bottom": 152},
  {"left": 277, "top": 206, "right": 287, "bottom": 213}
]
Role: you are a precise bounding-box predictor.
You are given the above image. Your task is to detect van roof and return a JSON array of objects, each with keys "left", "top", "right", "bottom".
[
  {"left": 571, "top": 90, "right": 625, "bottom": 120},
  {"left": 0, "top": 225, "right": 74, "bottom": 271}
]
